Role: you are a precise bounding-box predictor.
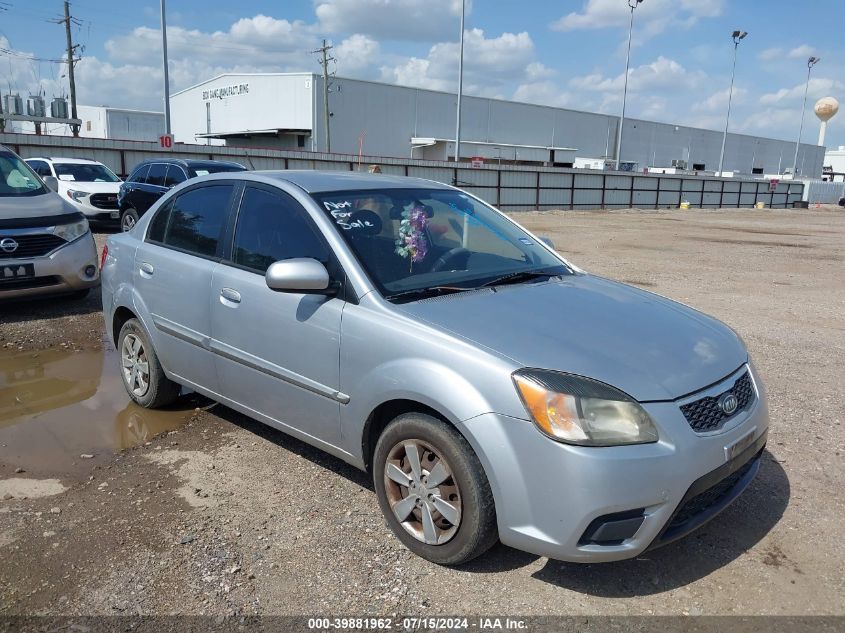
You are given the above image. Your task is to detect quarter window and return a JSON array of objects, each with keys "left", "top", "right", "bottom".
[
  {"left": 128, "top": 164, "right": 150, "bottom": 183},
  {"left": 162, "top": 185, "right": 234, "bottom": 258},
  {"left": 147, "top": 199, "right": 173, "bottom": 243},
  {"left": 146, "top": 163, "right": 167, "bottom": 187},
  {"left": 232, "top": 186, "right": 329, "bottom": 273}
]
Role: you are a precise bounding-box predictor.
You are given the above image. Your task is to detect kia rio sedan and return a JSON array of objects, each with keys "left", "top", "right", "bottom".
[{"left": 101, "top": 171, "right": 768, "bottom": 565}]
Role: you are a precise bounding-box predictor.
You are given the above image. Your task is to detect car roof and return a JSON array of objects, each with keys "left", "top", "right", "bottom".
[
  {"left": 135, "top": 158, "right": 246, "bottom": 170},
  {"left": 27, "top": 157, "right": 102, "bottom": 165},
  {"left": 254, "top": 170, "right": 453, "bottom": 193}
]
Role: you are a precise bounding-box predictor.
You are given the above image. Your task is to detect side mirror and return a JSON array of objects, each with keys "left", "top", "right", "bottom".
[
  {"left": 43, "top": 176, "right": 59, "bottom": 192},
  {"left": 265, "top": 258, "right": 333, "bottom": 294},
  {"left": 539, "top": 236, "right": 555, "bottom": 250}
]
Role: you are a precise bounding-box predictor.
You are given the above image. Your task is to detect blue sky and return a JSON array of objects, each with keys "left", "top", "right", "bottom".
[{"left": 2, "top": 0, "right": 844, "bottom": 147}]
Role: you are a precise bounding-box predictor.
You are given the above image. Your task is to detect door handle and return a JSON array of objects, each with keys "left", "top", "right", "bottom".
[
  {"left": 139, "top": 262, "right": 154, "bottom": 277},
  {"left": 220, "top": 288, "right": 241, "bottom": 304}
]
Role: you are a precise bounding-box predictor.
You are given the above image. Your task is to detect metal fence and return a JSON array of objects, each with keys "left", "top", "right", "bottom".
[{"left": 1, "top": 132, "right": 805, "bottom": 211}]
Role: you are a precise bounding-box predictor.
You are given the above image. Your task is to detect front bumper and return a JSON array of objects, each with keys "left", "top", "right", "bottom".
[
  {"left": 70, "top": 197, "right": 121, "bottom": 224},
  {"left": 0, "top": 233, "right": 100, "bottom": 300},
  {"left": 461, "top": 365, "right": 769, "bottom": 563}
]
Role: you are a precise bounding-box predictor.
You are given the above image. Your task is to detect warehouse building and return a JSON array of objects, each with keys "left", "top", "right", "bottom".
[{"left": 170, "top": 72, "right": 825, "bottom": 177}]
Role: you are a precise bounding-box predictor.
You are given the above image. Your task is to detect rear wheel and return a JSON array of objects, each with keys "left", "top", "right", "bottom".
[
  {"left": 121, "top": 208, "right": 139, "bottom": 232},
  {"left": 373, "top": 413, "right": 497, "bottom": 565},
  {"left": 117, "top": 318, "right": 179, "bottom": 408}
]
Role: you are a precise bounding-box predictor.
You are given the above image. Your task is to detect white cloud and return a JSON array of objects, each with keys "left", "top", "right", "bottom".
[
  {"left": 334, "top": 34, "right": 381, "bottom": 74},
  {"left": 570, "top": 56, "right": 704, "bottom": 94},
  {"left": 787, "top": 44, "right": 816, "bottom": 60},
  {"left": 380, "top": 28, "right": 535, "bottom": 95},
  {"left": 758, "top": 47, "right": 782, "bottom": 62},
  {"left": 692, "top": 87, "right": 748, "bottom": 113},
  {"left": 760, "top": 77, "right": 845, "bottom": 106},
  {"left": 314, "top": 0, "right": 468, "bottom": 40},
  {"left": 512, "top": 81, "right": 572, "bottom": 108},
  {"left": 552, "top": 0, "right": 724, "bottom": 38}
]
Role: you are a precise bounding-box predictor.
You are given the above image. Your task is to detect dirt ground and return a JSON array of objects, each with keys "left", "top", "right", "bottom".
[{"left": 0, "top": 207, "right": 843, "bottom": 618}]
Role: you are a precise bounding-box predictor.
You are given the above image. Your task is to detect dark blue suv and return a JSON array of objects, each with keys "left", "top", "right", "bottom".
[{"left": 118, "top": 158, "right": 246, "bottom": 231}]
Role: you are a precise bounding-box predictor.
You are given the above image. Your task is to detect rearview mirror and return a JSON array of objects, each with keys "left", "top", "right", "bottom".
[
  {"left": 539, "top": 236, "right": 555, "bottom": 250},
  {"left": 265, "top": 258, "right": 333, "bottom": 294},
  {"left": 43, "top": 176, "right": 59, "bottom": 192}
]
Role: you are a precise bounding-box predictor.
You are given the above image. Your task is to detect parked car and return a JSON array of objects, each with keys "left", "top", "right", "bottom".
[
  {"left": 26, "top": 157, "right": 122, "bottom": 227},
  {"left": 839, "top": 196, "right": 844, "bottom": 207},
  {"left": 117, "top": 158, "right": 246, "bottom": 232},
  {"left": 0, "top": 145, "right": 99, "bottom": 301},
  {"left": 101, "top": 171, "right": 768, "bottom": 565}
]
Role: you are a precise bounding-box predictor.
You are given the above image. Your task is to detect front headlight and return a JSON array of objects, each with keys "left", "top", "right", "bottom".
[
  {"left": 52, "top": 218, "right": 89, "bottom": 243},
  {"left": 65, "top": 189, "right": 87, "bottom": 203},
  {"left": 512, "top": 369, "right": 658, "bottom": 446}
]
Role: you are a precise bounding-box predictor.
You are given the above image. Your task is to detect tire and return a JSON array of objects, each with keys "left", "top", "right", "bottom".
[
  {"left": 117, "top": 318, "right": 180, "bottom": 408},
  {"left": 121, "top": 208, "right": 140, "bottom": 232},
  {"left": 373, "top": 413, "right": 498, "bottom": 565}
]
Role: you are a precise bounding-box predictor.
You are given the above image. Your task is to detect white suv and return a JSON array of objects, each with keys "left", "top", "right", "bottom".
[{"left": 26, "top": 157, "right": 122, "bottom": 227}]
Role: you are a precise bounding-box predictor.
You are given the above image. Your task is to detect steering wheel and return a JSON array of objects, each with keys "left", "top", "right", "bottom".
[{"left": 431, "top": 247, "right": 471, "bottom": 272}]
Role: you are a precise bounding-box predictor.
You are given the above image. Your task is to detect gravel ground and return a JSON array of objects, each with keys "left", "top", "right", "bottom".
[{"left": 0, "top": 208, "right": 843, "bottom": 617}]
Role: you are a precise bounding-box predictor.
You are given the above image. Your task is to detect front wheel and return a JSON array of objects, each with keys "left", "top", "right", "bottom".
[
  {"left": 373, "top": 413, "right": 498, "bottom": 565},
  {"left": 121, "top": 208, "right": 140, "bottom": 232},
  {"left": 117, "top": 318, "right": 179, "bottom": 408}
]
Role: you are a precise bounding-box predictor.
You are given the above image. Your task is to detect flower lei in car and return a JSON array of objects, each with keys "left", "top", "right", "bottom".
[{"left": 395, "top": 202, "right": 428, "bottom": 266}]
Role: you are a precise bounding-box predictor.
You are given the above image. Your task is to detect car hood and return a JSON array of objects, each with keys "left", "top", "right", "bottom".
[
  {"left": 57, "top": 181, "right": 121, "bottom": 194},
  {"left": 398, "top": 274, "right": 747, "bottom": 402},
  {"left": 0, "top": 191, "right": 78, "bottom": 220}
]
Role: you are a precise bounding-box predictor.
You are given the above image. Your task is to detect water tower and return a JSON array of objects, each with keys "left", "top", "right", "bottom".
[{"left": 814, "top": 97, "right": 839, "bottom": 146}]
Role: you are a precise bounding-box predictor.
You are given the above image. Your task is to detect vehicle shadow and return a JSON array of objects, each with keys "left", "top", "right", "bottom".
[
  {"left": 0, "top": 288, "right": 102, "bottom": 323},
  {"left": 212, "top": 404, "right": 373, "bottom": 490},
  {"left": 528, "top": 451, "right": 789, "bottom": 595}
]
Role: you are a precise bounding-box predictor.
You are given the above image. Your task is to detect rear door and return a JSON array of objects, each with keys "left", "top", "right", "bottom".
[
  {"left": 137, "top": 163, "right": 169, "bottom": 215},
  {"left": 133, "top": 182, "right": 238, "bottom": 392},
  {"left": 209, "top": 183, "right": 345, "bottom": 447},
  {"left": 121, "top": 164, "right": 150, "bottom": 212}
]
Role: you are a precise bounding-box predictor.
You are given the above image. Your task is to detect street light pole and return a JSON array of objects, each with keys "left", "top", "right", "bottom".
[
  {"left": 160, "top": 0, "right": 171, "bottom": 136},
  {"left": 614, "top": 0, "right": 643, "bottom": 171},
  {"left": 454, "top": 0, "right": 466, "bottom": 164},
  {"left": 792, "top": 56, "right": 820, "bottom": 176},
  {"left": 717, "top": 30, "right": 747, "bottom": 176}
]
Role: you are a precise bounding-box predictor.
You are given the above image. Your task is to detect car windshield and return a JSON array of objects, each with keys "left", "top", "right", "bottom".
[
  {"left": 314, "top": 188, "right": 571, "bottom": 299},
  {"left": 53, "top": 162, "right": 120, "bottom": 183},
  {"left": 190, "top": 164, "right": 245, "bottom": 177},
  {"left": 0, "top": 153, "right": 48, "bottom": 197}
]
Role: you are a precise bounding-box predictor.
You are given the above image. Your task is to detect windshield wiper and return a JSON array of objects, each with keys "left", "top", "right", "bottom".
[
  {"left": 481, "top": 269, "right": 563, "bottom": 288},
  {"left": 385, "top": 285, "right": 472, "bottom": 303}
]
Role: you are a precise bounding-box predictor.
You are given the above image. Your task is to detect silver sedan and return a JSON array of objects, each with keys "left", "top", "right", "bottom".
[{"left": 101, "top": 170, "right": 768, "bottom": 564}]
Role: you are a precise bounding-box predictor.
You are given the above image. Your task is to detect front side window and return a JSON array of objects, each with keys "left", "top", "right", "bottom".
[
  {"left": 232, "top": 186, "right": 329, "bottom": 273},
  {"left": 146, "top": 163, "right": 168, "bottom": 188},
  {"left": 0, "top": 153, "right": 48, "bottom": 197},
  {"left": 53, "top": 162, "right": 120, "bottom": 183},
  {"left": 313, "top": 188, "right": 570, "bottom": 299},
  {"left": 128, "top": 164, "right": 150, "bottom": 183},
  {"left": 160, "top": 185, "right": 234, "bottom": 258},
  {"left": 27, "top": 160, "right": 52, "bottom": 177}
]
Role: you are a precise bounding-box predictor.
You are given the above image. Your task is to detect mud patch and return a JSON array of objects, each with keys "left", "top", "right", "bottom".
[
  {"left": 620, "top": 279, "right": 657, "bottom": 287},
  {"left": 699, "top": 238, "right": 812, "bottom": 249},
  {"left": 0, "top": 348, "right": 199, "bottom": 481},
  {"left": 0, "top": 477, "right": 67, "bottom": 499}
]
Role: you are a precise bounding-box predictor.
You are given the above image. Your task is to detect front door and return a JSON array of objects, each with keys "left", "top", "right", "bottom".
[
  {"left": 133, "top": 182, "right": 237, "bottom": 392},
  {"left": 210, "top": 184, "right": 345, "bottom": 447}
]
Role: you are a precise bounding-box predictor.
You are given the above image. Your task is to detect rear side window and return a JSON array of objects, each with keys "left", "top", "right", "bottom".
[
  {"left": 164, "top": 165, "right": 187, "bottom": 188},
  {"left": 146, "top": 163, "right": 167, "bottom": 187},
  {"left": 147, "top": 200, "right": 173, "bottom": 243},
  {"left": 162, "top": 185, "right": 234, "bottom": 258},
  {"left": 232, "top": 186, "right": 329, "bottom": 273},
  {"left": 128, "top": 164, "right": 150, "bottom": 183}
]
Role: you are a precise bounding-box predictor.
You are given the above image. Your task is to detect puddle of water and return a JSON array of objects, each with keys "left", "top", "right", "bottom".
[{"left": 0, "top": 347, "right": 198, "bottom": 482}]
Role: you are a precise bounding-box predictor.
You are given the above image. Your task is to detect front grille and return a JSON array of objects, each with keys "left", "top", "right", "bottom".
[
  {"left": 680, "top": 370, "right": 755, "bottom": 433},
  {"left": 665, "top": 455, "right": 757, "bottom": 531},
  {"left": 0, "top": 275, "right": 61, "bottom": 291},
  {"left": 90, "top": 193, "right": 119, "bottom": 209},
  {"left": 0, "top": 234, "right": 66, "bottom": 259}
]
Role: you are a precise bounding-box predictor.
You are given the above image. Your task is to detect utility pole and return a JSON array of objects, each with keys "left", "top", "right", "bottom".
[
  {"left": 313, "top": 39, "right": 334, "bottom": 153},
  {"left": 454, "top": 0, "right": 466, "bottom": 164},
  {"left": 161, "top": 0, "right": 172, "bottom": 135},
  {"left": 62, "top": 1, "right": 79, "bottom": 137}
]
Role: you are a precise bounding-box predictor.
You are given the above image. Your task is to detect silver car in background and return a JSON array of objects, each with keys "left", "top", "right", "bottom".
[
  {"left": 101, "top": 171, "right": 769, "bottom": 564},
  {"left": 0, "top": 146, "right": 99, "bottom": 301}
]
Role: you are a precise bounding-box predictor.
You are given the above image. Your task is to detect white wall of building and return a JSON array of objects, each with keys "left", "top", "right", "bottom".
[
  {"left": 170, "top": 73, "right": 314, "bottom": 146},
  {"left": 4, "top": 105, "right": 163, "bottom": 141}
]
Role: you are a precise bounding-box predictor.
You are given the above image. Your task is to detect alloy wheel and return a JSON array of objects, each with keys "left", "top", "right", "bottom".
[
  {"left": 383, "top": 439, "right": 462, "bottom": 545},
  {"left": 121, "top": 333, "right": 150, "bottom": 397},
  {"left": 121, "top": 214, "right": 136, "bottom": 232}
]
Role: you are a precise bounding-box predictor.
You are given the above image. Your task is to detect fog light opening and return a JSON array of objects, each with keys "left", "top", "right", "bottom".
[{"left": 84, "top": 265, "right": 97, "bottom": 278}]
